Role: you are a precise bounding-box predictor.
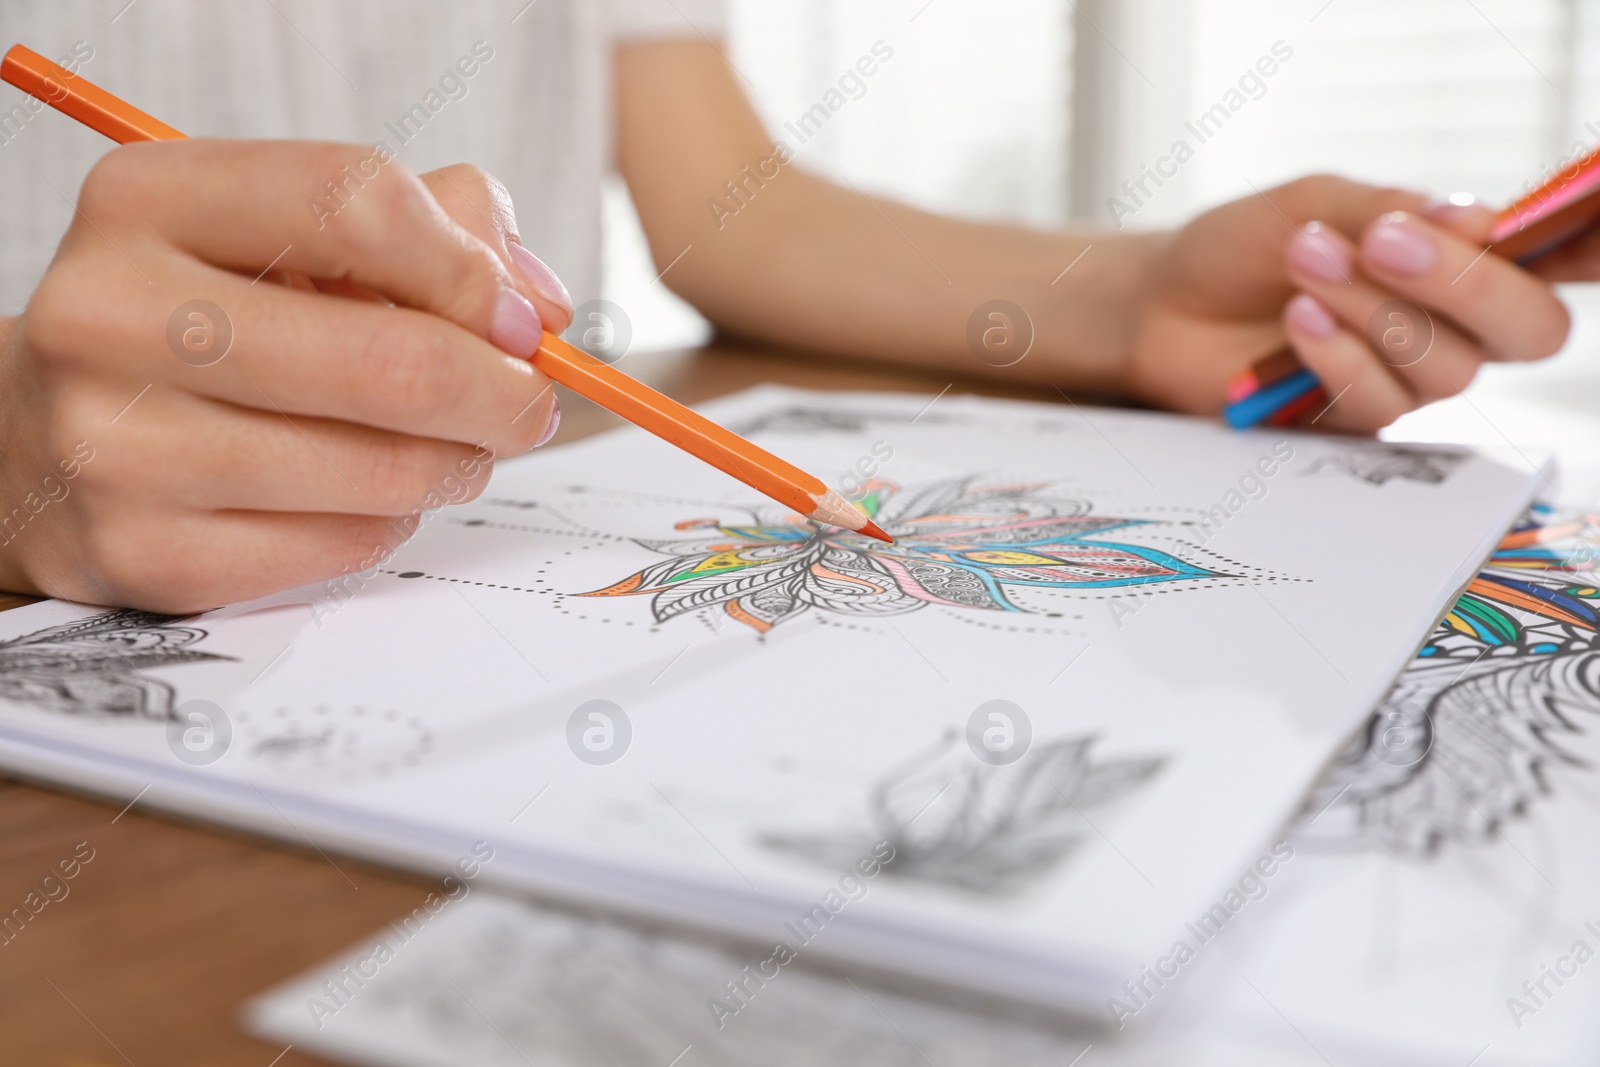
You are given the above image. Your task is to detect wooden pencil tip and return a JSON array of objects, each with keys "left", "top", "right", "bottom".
[{"left": 860, "top": 520, "right": 894, "bottom": 543}]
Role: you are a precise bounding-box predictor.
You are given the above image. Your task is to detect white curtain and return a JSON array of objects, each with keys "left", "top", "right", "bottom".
[
  {"left": 727, "top": 0, "right": 1073, "bottom": 226},
  {"left": 1081, "top": 0, "right": 1581, "bottom": 227}
]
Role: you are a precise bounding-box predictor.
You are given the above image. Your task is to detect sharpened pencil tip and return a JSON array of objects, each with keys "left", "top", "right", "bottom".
[{"left": 860, "top": 520, "right": 894, "bottom": 543}]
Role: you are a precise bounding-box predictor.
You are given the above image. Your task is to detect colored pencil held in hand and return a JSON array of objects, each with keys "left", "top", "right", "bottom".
[
  {"left": 0, "top": 43, "right": 892, "bottom": 544},
  {"left": 1224, "top": 149, "right": 1600, "bottom": 430}
]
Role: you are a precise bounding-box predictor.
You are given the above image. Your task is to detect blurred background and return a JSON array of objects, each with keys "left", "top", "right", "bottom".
[
  {"left": 6, "top": 5, "right": 1600, "bottom": 1062},
  {"left": 612, "top": 0, "right": 1594, "bottom": 351}
]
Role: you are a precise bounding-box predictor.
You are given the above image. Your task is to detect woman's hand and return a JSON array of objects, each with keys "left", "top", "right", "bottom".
[
  {"left": 1123, "top": 174, "right": 1571, "bottom": 432},
  {"left": 0, "top": 140, "right": 572, "bottom": 612}
]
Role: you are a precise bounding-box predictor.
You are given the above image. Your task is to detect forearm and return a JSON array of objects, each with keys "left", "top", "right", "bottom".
[
  {"left": 616, "top": 39, "right": 1161, "bottom": 395},
  {"left": 668, "top": 169, "right": 1160, "bottom": 393}
]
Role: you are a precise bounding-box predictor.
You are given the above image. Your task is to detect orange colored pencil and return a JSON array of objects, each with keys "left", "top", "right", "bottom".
[{"left": 0, "top": 44, "right": 891, "bottom": 542}]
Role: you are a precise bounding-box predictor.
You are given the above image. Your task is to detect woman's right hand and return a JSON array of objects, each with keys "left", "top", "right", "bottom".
[{"left": 0, "top": 139, "right": 572, "bottom": 612}]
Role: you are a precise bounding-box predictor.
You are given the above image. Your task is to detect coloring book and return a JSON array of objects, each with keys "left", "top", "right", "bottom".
[
  {"left": 246, "top": 506, "right": 1600, "bottom": 1067},
  {"left": 0, "top": 387, "right": 1542, "bottom": 1015}
]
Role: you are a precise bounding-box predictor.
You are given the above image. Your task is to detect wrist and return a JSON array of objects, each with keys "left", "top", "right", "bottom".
[{"left": 1032, "top": 229, "right": 1170, "bottom": 399}]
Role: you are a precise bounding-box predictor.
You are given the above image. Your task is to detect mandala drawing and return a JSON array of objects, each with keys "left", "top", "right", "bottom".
[
  {"left": 237, "top": 704, "right": 434, "bottom": 777},
  {"left": 364, "top": 900, "right": 1079, "bottom": 1066},
  {"left": 1305, "top": 444, "right": 1467, "bottom": 486},
  {"left": 762, "top": 731, "right": 1165, "bottom": 895},
  {"left": 1300, "top": 506, "right": 1600, "bottom": 855},
  {"left": 581, "top": 477, "right": 1236, "bottom": 632},
  {"left": 0, "top": 609, "right": 233, "bottom": 720}
]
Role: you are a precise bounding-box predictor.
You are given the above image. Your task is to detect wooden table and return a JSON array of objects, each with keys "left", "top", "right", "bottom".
[{"left": 0, "top": 341, "right": 1069, "bottom": 1066}]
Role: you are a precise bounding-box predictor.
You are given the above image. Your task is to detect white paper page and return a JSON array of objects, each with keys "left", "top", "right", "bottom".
[
  {"left": 244, "top": 508, "right": 1600, "bottom": 1067},
  {"left": 1129, "top": 500, "right": 1600, "bottom": 1066},
  {"left": 245, "top": 892, "right": 1102, "bottom": 1067},
  {"left": 0, "top": 387, "right": 1540, "bottom": 1015}
]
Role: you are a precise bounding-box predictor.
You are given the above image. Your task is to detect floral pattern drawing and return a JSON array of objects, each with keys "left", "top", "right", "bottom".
[
  {"left": 580, "top": 478, "right": 1237, "bottom": 632},
  {"left": 1305, "top": 444, "right": 1467, "bottom": 487},
  {"left": 1302, "top": 505, "right": 1600, "bottom": 855},
  {"left": 762, "top": 731, "right": 1165, "bottom": 895},
  {"left": 0, "top": 609, "right": 232, "bottom": 720}
]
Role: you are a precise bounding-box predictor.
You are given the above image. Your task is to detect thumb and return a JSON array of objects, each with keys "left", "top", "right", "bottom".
[
  {"left": 1422, "top": 194, "right": 1498, "bottom": 244},
  {"left": 420, "top": 163, "right": 576, "bottom": 335}
]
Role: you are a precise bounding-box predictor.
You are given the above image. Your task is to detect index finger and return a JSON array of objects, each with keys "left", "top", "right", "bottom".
[
  {"left": 1356, "top": 211, "right": 1570, "bottom": 362},
  {"left": 82, "top": 138, "right": 546, "bottom": 358}
]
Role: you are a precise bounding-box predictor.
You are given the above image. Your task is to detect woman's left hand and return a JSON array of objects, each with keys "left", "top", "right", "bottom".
[{"left": 1122, "top": 174, "right": 1571, "bottom": 432}]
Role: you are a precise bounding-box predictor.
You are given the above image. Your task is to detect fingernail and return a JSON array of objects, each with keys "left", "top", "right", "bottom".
[
  {"left": 1423, "top": 192, "right": 1483, "bottom": 226},
  {"left": 1364, "top": 211, "right": 1437, "bottom": 275},
  {"left": 535, "top": 396, "right": 561, "bottom": 447},
  {"left": 1285, "top": 293, "right": 1337, "bottom": 338},
  {"left": 507, "top": 241, "right": 574, "bottom": 315},
  {"left": 489, "top": 287, "right": 542, "bottom": 358},
  {"left": 1288, "top": 221, "right": 1352, "bottom": 283},
  {"left": 1423, "top": 191, "right": 1475, "bottom": 212}
]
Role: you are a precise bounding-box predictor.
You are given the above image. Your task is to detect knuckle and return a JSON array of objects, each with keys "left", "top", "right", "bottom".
[
  {"left": 24, "top": 269, "right": 89, "bottom": 365},
  {"left": 28, "top": 256, "right": 152, "bottom": 376},
  {"left": 353, "top": 440, "right": 448, "bottom": 515},
  {"left": 1291, "top": 172, "right": 1338, "bottom": 194},
  {"left": 472, "top": 164, "right": 517, "bottom": 218},
  {"left": 435, "top": 162, "right": 514, "bottom": 213},
  {"left": 316, "top": 140, "right": 387, "bottom": 177},
  {"left": 320, "top": 148, "right": 422, "bottom": 252},
  {"left": 287, "top": 517, "right": 397, "bottom": 595},
  {"left": 356, "top": 319, "right": 465, "bottom": 421},
  {"left": 327, "top": 195, "right": 391, "bottom": 261},
  {"left": 438, "top": 161, "right": 498, "bottom": 194},
  {"left": 340, "top": 515, "right": 414, "bottom": 571},
  {"left": 448, "top": 243, "right": 510, "bottom": 310},
  {"left": 417, "top": 239, "right": 510, "bottom": 333},
  {"left": 1420, "top": 350, "right": 1479, "bottom": 401},
  {"left": 76, "top": 144, "right": 145, "bottom": 219},
  {"left": 80, "top": 515, "right": 161, "bottom": 603},
  {"left": 1282, "top": 173, "right": 1342, "bottom": 213},
  {"left": 66, "top": 451, "right": 110, "bottom": 497},
  {"left": 365, "top": 164, "right": 424, "bottom": 221},
  {"left": 49, "top": 420, "right": 104, "bottom": 490}
]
